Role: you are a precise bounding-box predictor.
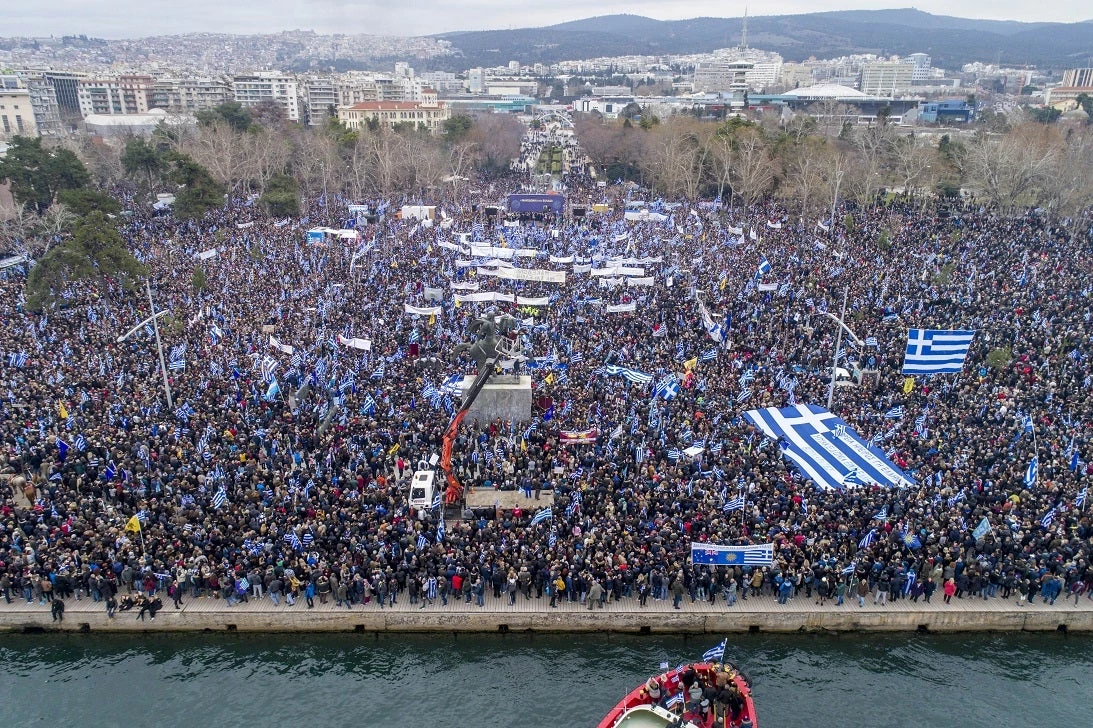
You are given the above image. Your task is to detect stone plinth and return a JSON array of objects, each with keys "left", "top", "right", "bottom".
[{"left": 460, "top": 375, "right": 532, "bottom": 424}]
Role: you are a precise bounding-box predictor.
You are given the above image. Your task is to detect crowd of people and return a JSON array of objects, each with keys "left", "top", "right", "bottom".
[{"left": 2, "top": 121, "right": 1092, "bottom": 621}]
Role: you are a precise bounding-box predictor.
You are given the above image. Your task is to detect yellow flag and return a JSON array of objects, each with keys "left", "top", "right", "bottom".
[
  {"left": 520, "top": 439, "right": 527, "bottom": 452},
  {"left": 499, "top": 233, "right": 506, "bottom": 247},
  {"left": 683, "top": 357, "right": 698, "bottom": 371},
  {"left": 545, "top": 373, "right": 555, "bottom": 385},
  {"left": 719, "top": 277, "right": 726, "bottom": 291},
  {"left": 388, "top": 443, "right": 400, "bottom": 456},
  {"left": 58, "top": 401, "right": 68, "bottom": 419},
  {"left": 903, "top": 377, "right": 914, "bottom": 394},
  {"left": 455, "top": 300, "right": 462, "bottom": 308},
  {"left": 125, "top": 515, "right": 141, "bottom": 533},
  {"left": 428, "top": 314, "right": 436, "bottom": 325}
]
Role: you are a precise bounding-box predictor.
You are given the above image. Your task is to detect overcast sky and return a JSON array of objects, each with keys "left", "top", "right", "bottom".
[{"left": 7, "top": 1, "right": 1089, "bottom": 38}]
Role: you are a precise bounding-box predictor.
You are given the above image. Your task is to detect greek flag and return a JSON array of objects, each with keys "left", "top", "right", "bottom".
[
  {"left": 691, "top": 542, "right": 774, "bottom": 566},
  {"left": 1025, "top": 457, "right": 1038, "bottom": 488},
  {"left": 1040, "top": 507, "right": 1057, "bottom": 528},
  {"left": 858, "top": 529, "right": 877, "bottom": 549},
  {"left": 904, "top": 570, "right": 916, "bottom": 595},
  {"left": 902, "top": 329, "right": 975, "bottom": 375},
  {"left": 873, "top": 505, "right": 888, "bottom": 521},
  {"left": 547, "top": 530, "right": 557, "bottom": 548},
  {"left": 743, "top": 405, "right": 915, "bottom": 492},
  {"left": 529, "top": 507, "right": 552, "bottom": 526},
  {"left": 736, "top": 388, "right": 752, "bottom": 403},
  {"left": 884, "top": 406, "right": 904, "bottom": 419},
  {"left": 653, "top": 373, "right": 680, "bottom": 401},
  {"left": 437, "top": 518, "right": 445, "bottom": 542},
  {"left": 284, "top": 532, "right": 302, "bottom": 551},
  {"left": 569, "top": 351, "right": 583, "bottom": 364},
  {"left": 699, "top": 347, "right": 718, "bottom": 362},
  {"left": 665, "top": 694, "right": 684, "bottom": 709},
  {"left": 723, "top": 494, "right": 746, "bottom": 512},
  {"left": 844, "top": 468, "right": 868, "bottom": 486},
  {"left": 212, "top": 487, "right": 228, "bottom": 510},
  {"left": 675, "top": 341, "right": 685, "bottom": 360},
  {"left": 8, "top": 352, "right": 28, "bottom": 368},
  {"left": 667, "top": 449, "right": 682, "bottom": 461},
  {"left": 169, "top": 358, "right": 186, "bottom": 371},
  {"left": 702, "top": 639, "right": 726, "bottom": 663},
  {"left": 1076, "top": 488, "right": 1087, "bottom": 508},
  {"left": 603, "top": 364, "right": 653, "bottom": 385},
  {"left": 361, "top": 394, "right": 376, "bottom": 414},
  {"left": 74, "top": 433, "right": 87, "bottom": 451},
  {"left": 864, "top": 337, "right": 878, "bottom": 347},
  {"left": 371, "top": 364, "right": 386, "bottom": 379},
  {"left": 947, "top": 491, "right": 966, "bottom": 508},
  {"left": 416, "top": 534, "right": 428, "bottom": 551},
  {"left": 432, "top": 492, "right": 443, "bottom": 510},
  {"left": 757, "top": 257, "right": 771, "bottom": 276},
  {"left": 409, "top": 329, "right": 421, "bottom": 343}
]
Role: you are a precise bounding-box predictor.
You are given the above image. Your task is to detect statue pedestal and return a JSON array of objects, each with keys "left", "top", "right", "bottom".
[{"left": 460, "top": 375, "right": 532, "bottom": 424}]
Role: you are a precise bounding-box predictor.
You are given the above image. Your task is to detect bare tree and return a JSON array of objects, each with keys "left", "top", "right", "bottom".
[
  {"left": 780, "top": 137, "right": 833, "bottom": 217},
  {"left": 730, "top": 127, "right": 775, "bottom": 207},
  {"left": 186, "top": 120, "right": 248, "bottom": 193},
  {"left": 965, "top": 124, "right": 1063, "bottom": 211},
  {"left": 35, "top": 203, "right": 77, "bottom": 253},
  {"left": 891, "top": 135, "right": 937, "bottom": 194}
]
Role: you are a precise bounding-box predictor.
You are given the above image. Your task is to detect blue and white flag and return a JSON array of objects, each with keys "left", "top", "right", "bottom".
[
  {"left": 529, "top": 507, "right": 553, "bottom": 526},
  {"left": 690, "top": 542, "right": 774, "bottom": 566},
  {"left": 431, "top": 492, "right": 443, "bottom": 510},
  {"left": 7, "top": 352, "right": 28, "bottom": 368},
  {"left": 702, "top": 639, "right": 726, "bottom": 663},
  {"left": 858, "top": 529, "right": 877, "bottom": 549},
  {"left": 1076, "top": 487, "right": 1087, "bottom": 509},
  {"left": 74, "top": 433, "right": 87, "bottom": 451},
  {"left": 884, "top": 406, "right": 904, "bottom": 419},
  {"left": 864, "top": 337, "right": 878, "bottom": 347},
  {"left": 653, "top": 373, "right": 681, "bottom": 401},
  {"left": 1039, "top": 506, "right": 1057, "bottom": 528},
  {"left": 722, "top": 494, "right": 746, "bottom": 512},
  {"left": 416, "top": 533, "right": 428, "bottom": 551},
  {"left": 743, "top": 404, "right": 915, "bottom": 491},
  {"left": 1025, "top": 456, "right": 1038, "bottom": 488},
  {"left": 902, "top": 329, "right": 975, "bottom": 375},
  {"left": 699, "top": 347, "right": 718, "bottom": 363},
  {"left": 212, "top": 487, "right": 228, "bottom": 510},
  {"left": 757, "top": 257, "right": 771, "bottom": 276},
  {"left": 603, "top": 364, "right": 653, "bottom": 385}
]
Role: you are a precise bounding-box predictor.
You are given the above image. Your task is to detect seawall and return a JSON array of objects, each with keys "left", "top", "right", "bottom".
[{"left": 3, "top": 592, "right": 1091, "bottom": 634}]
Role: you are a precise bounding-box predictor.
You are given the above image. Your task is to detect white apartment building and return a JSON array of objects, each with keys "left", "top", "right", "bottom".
[
  {"left": 77, "top": 75, "right": 154, "bottom": 117},
  {"left": 860, "top": 62, "right": 913, "bottom": 96},
  {"left": 0, "top": 87, "right": 38, "bottom": 138},
  {"left": 232, "top": 72, "right": 300, "bottom": 122},
  {"left": 152, "top": 78, "right": 233, "bottom": 113},
  {"left": 303, "top": 77, "right": 337, "bottom": 125}
]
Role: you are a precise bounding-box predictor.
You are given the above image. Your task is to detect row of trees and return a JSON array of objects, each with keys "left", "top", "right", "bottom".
[{"left": 575, "top": 111, "right": 1093, "bottom": 218}]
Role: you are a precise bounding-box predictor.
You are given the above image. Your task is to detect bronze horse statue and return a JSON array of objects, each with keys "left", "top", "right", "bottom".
[{"left": 453, "top": 310, "right": 521, "bottom": 372}]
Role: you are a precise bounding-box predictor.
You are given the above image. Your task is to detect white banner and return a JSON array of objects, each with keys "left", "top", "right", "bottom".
[
  {"left": 450, "top": 282, "right": 480, "bottom": 291},
  {"left": 516, "top": 296, "right": 550, "bottom": 306},
  {"left": 423, "top": 286, "right": 444, "bottom": 302},
  {"left": 727, "top": 225, "right": 743, "bottom": 235},
  {"left": 455, "top": 292, "right": 516, "bottom": 304},
  {"left": 269, "top": 335, "right": 295, "bottom": 356},
  {"left": 573, "top": 264, "right": 592, "bottom": 274},
  {"left": 606, "top": 302, "right": 637, "bottom": 313},
  {"left": 439, "top": 240, "right": 468, "bottom": 254},
  {"left": 592, "top": 266, "right": 645, "bottom": 277},
  {"left": 628, "top": 277, "right": 656, "bottom": 287},
  {"left": 470, "top": 245, "right": 514, "bottom": 259},
  {"left": 513, "top": 248, "right": 539, "bottom": 258},
  {"left": 758, "top": 282, "right": 778, "bottom": 292},
  {"left": 599, "top": 277, "right": 624, "bottom": 289},
  {"left": 405, "top": 304, "right": 442, "bottom": 316},
  {"left": 479, "top": 267, "right": 566, "bottom": 284},
  {"left": 549, "top": 255, "right": 574, "bottom": 264},
  {"left": 196, "top": 248, "right": 218, "bottom": 261},
  {"left": 337, "top": 334, "right": 372, "bottom": 351}
]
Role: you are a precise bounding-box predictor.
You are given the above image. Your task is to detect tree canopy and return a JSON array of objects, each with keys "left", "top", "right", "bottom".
[
  {"left": 169, "top": 153, "right": 227, "bottom": 220},
  {"left": 25, "top": 211, "right": 145, "bottom": 310},
  {"left": 0, "top": 136, "right": 91, "bottom": 213}
]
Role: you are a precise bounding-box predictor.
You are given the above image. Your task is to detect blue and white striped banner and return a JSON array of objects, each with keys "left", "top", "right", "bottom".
[{"left": 743, "top": 404, "right": 915, "bottom": 491}]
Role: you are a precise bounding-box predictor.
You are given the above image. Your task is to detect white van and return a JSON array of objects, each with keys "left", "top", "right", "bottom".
[{"left": 408, "top": 468, "right": 436, "bottom": 515}]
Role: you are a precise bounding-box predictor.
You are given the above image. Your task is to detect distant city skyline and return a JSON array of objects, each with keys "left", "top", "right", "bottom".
[{"left": 6, "top": 1, "right": 1090, "bottom": 39}]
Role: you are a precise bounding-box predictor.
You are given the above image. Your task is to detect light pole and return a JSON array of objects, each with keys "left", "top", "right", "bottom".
[
  {"left": 821, "top": 286, "right": 865, "bottom": 411},
  {"left": 829, "top": 166, "right": 843, "bottom": 241},
  {"left": 117, "top": 280, "right": 173, "bottom": 410}
]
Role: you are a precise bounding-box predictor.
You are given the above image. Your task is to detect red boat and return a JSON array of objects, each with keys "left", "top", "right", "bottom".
[{"left": 596, "top": 661, "right": 757, "bottom": 728}]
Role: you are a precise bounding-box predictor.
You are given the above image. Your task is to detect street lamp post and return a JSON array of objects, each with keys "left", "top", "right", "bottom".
[
  {"left": 117, "top": 280, "right": 173, "bottom": 410},
  {"left": 829, "top": 167, "right": 843, "bottom": 241},
  {"left": 824, "top": 286, "right": 862, "bottom": 411}
]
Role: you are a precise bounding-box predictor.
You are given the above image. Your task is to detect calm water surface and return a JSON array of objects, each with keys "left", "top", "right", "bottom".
[{"left": 0, "top": 631, "right": 1089, "bottom": 727}]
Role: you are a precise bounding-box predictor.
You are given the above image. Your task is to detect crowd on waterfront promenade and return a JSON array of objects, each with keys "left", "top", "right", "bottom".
[{"left": 2, "top": 155, "right": 1093, "bottom": 619}]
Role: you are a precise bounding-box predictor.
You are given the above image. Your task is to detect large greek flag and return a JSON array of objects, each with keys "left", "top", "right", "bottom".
[
  {"left": 902, "top": 329, "right": 975, "bottom": 375},
  {"left": 691, "top": 542, "right": 774, "bottom": 566},
  {"left": 743, "top": 404, "right": 916, "bottom": 491}
]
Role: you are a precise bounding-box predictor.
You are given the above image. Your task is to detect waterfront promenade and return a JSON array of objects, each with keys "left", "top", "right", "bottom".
[{"left": 4, "top": 590, "right": 1091, "bottom": 634}]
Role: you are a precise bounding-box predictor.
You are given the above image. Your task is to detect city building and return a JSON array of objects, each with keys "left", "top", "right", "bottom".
[
  {"left": 232, "top": 72, "right": 300, "bottom": 122},
  {"left": 0, "top": 87, "right": 38, "bottom": 138},
  {"left": 336, "top": 99, "right": 451, "bottom": 133},
  {"left": 1046, "top": 68, "right": 1093, "bottom": 109},
  {"left": 77, "top": 75, "right": 154, "bottom": 117},
  {"left": 860, "top": 61, "right": 914, "bottom": 96},
  {"left": 152, "top": 78, "right": 233, "bottom": 113},
  {"left": 83, "top": 107, "right": 194, "bottom": 138},
  {"left": 917, "top": 99, "right": 974, "bottom": 123},
  {"left": 693, "top": 60, "right": 752, "bottom": 94},
  {"left": 303, "top": 77, "right": 337, "bottom": 125},
  {"left": 44, "top": 71, "right": 87, "bottom": 121},
  {"left": 1062, "top": 68, "right": 1093, "bottom": 87},
  {"left": 904, "top": 53, "right": 933, "bottom": 82},
  {"left": 467, "top": 68, "right": 486, "bottom": 94}
]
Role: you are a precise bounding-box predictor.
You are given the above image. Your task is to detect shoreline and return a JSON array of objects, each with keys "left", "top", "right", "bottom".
[{"left": 4, "top": 592, "right": 1091, "bottom": 635}]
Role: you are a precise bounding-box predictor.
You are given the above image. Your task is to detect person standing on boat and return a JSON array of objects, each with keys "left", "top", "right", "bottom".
[{"left": 640, "top": 678, "right": 667, "bottom": 709}]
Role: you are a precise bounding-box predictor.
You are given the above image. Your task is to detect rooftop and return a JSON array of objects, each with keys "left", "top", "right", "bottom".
[{"left": 782, "top": 84, "right": 869, "bottom": 99}]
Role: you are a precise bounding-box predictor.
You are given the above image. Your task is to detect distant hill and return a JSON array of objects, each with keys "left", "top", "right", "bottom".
[{"left": 432, "top": 9, "right": 1093, "bottom": 72}]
